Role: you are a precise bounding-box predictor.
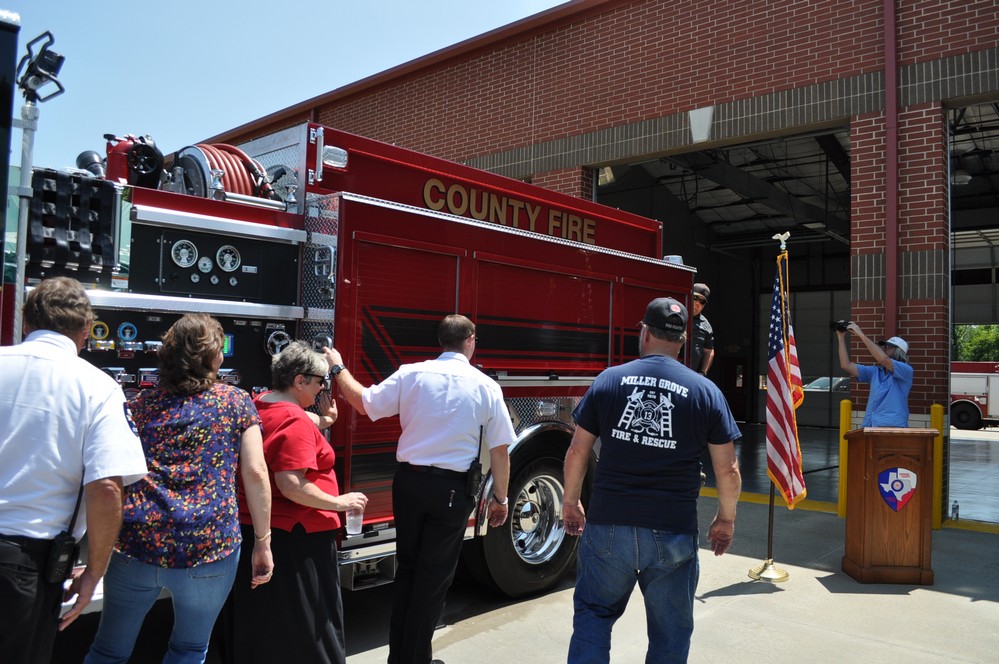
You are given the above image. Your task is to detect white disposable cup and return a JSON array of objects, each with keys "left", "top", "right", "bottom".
[{"left": 345, "top": 508, "right": 363, "bottom": 535}]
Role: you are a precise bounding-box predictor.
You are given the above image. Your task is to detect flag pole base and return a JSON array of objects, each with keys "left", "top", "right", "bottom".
[{"left": 749, "top": 559, "right": 789, "bottom": 583}]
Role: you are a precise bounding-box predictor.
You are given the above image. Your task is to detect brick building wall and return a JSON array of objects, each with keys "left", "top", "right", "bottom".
[{"left": 849, "top": 102, "right": 950, "bottom": 425}]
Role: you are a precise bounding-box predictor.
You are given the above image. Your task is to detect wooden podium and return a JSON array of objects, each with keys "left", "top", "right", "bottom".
[{"left": 841, "top": 427, "right": 936, "bottom": 584}]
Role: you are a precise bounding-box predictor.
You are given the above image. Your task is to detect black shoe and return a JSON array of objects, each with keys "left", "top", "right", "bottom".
[{"left": 430, "top": 660, "right": 445, "bottom": 664}]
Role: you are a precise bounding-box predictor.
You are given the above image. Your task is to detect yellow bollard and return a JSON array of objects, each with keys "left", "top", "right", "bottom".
[
  {"left": 930, "top": 403, "right": 944, "bottom": 529},
  {"left": 838, "top": 399, "right": 852, "bottom": 518}
]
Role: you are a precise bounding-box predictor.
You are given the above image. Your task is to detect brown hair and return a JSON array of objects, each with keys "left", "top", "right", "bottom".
[
  {"left": 438, "top": 314, "right": 475, "bottom": 352},
  {"left": 22, "top": 277, "right": 93, "bottom": 337},
  {"left": 157, "top": 314, "right": 224, "bottom": 395}
]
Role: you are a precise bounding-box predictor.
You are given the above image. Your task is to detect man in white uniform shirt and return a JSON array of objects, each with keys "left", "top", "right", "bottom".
[
  {"left": 0, "top": 277, "right": 148, "bottom": 664},
  {"left": 328, "top": 314, "right": 513, "bottom": 664}
]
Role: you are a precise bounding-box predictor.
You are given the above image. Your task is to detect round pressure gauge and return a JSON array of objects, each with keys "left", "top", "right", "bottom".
[
  {"left": 197, "top": 256, "right": 214, "bottom": 273},
  {"left": 170, "top": 239, "right": 198, "bottom": 268},
  {"left": 216, "top": 245, "right": 241, "bottom": 272},
  {"left": 117, "top": 322, "right": 138, "bottom": 341},
  {"left": 90, "top": 320, "right": 110, "bottom": 340}
]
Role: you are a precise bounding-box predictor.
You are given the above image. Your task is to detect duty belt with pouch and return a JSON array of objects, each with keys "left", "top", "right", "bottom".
[
  {"left": 466, "top": 425, "right": 484, "bottom": 498},
  {"left": 46, "top": 481, "right": 83, "bottom": 584}
]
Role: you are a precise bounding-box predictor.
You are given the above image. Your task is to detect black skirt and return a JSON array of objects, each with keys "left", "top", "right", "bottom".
[{"left": 220, "top": 523, "right": 346, "bottom": 664}]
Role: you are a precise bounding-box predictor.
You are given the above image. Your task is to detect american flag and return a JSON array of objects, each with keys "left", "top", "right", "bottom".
[{"left": 766, "top": 251, "right": 807, "bottom": 508}]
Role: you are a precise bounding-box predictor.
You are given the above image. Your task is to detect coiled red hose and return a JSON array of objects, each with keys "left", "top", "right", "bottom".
[{"left": 195, "top": 144, "right": 277, "bottom": 200}]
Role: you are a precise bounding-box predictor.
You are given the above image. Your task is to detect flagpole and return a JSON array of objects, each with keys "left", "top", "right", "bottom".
[
  {"left": 748, "top": 484, "right": 789, "bottom": 582},
  {"left": 749, "top": 232, "right": 793, "bottom": 583}
]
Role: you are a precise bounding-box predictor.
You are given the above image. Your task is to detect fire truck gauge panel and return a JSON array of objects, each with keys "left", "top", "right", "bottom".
[
  {"left": 222, "top": 333, "right": 234, "bottom": 358},
  {"left": 170, "top": 239, "right": 198, "bottom": 268},
  {"left": 265, "top": 328, "right": 292, "bottom": 356},
  {"left": 90, "top": 321, "right": 110, "bottom": 340},
  {"left": 117, "top": 322, "right": 138, "bottom": 341},
  {"left": 133, "top": 227, "right": 300, "bottom": 304},
  {"left": 210, "top": 275, "right": 220, "bottom": 285},
  {"left": 216, "top": 245, "right": 241, "bottom": 272}
]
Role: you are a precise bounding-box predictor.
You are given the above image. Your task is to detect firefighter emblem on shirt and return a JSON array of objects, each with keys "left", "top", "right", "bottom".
[
  {"left": 878, "top": 467, "right": 918, "bottom": 512},
  {"left": 618, "top": 387, "right": 675, "bottom": 438}
]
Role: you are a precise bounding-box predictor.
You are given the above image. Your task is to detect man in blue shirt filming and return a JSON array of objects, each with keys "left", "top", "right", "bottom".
[{"left": 836, "top": 321, "right": 913, "bottom": 427}]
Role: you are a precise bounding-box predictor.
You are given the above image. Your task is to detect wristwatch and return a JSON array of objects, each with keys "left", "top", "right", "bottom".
[
  {"left": 330, "top": 364, "right": 345, "bottom": 377},
  {"left": 493, "top": 494, "right": 509, "bottom": 506}
]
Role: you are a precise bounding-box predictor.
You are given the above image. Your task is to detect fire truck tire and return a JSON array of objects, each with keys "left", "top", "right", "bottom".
[
  {"left": 951, "top": 402, "right": 982, "bottom": 430},
  {"left": 477, "top": 456, "right": 578, "bottom": 598}
]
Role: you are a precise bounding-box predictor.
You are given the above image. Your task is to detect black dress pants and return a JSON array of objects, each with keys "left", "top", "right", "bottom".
[
  {"left": 0, "top": 535, "right": 62, "bottom": 664},
  {"left": 388, "top": 466, "right": 473, "bottom": 664}
]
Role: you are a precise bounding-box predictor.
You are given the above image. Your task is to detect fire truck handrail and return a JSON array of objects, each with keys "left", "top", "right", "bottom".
[
  {"left": 495, "top": 377, "right": 596, "bottom": 388},
  {"left": 132, "top": 205, "right": 308, "bottom": 244},
  {"left": 83, "top": 290, "right": 304, "bottom": 320}
]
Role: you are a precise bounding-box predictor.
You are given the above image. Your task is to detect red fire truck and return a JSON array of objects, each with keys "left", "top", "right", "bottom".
[
  {"left": 2, "top": 122, "right": 693, "bottom": 598},
  {"left": 951, "top": 361, "right": 999, "bottom": 430}
]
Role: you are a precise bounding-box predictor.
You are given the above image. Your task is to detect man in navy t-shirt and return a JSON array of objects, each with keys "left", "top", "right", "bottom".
[
  {"left": 836, "top": 322, "right": 913, "bottom": 427},
  {"left": 562, "top": 297, "right": 742, "bottom": 664}
]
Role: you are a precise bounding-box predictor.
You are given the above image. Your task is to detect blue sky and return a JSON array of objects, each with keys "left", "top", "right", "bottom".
[{"left": 5, "top": 1, "right": 568, "bottom": 170}]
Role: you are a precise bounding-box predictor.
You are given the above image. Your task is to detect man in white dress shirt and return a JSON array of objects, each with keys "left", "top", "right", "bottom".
[
  {"left": 328, "top": 314, "right": 513, "bottom": 664},
  {"left": 0, "top": 277, "right": 147, "bottom": 663}
]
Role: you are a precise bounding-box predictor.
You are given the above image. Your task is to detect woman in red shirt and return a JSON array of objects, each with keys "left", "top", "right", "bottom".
[{"left": 226, "top": 341, "right": 367, "bottom": 664}]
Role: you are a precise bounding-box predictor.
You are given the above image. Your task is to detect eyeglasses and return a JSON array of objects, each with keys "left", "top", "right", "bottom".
[
  {"left": 305, "top": 373, "right": 330, "bottom": 389},
  {"left": 467, "top": 335, "right": 478, "bottom": 342},
  {"left": 692, "top": 295, "right": 707, "bottom": 304}
]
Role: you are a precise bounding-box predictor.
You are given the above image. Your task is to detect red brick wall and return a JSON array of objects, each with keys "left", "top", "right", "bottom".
[
  {"left": 897, "top": 0, "right": 999, "bottom": 66},
  {"left": 230, "top": 0, "right": 999, "bottom": 167},
  {"left": 897, "top": 103, "right": 950, "bottom": 414},
  {"left": 532, "top": 167, "right": 594, "bottom": 199},
  {"left": 848, "top": 103, "right": 950, "bottom": 416}
]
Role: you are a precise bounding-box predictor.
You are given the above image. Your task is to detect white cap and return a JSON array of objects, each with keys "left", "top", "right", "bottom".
[{"left": 885, "top": 336, "right": 909, "bottom": 354}]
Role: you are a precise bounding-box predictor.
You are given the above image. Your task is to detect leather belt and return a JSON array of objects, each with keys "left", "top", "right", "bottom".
[
  {"left": 399, "top": 462, "right": 468, "bottom": 479},
  {"left": 0, "top": 534, "right": 52, "bottom": 554}
]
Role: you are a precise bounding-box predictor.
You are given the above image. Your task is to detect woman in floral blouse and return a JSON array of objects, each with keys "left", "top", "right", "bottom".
[{"left": 85, "top": 314, "right": 273, "bottom": 664}]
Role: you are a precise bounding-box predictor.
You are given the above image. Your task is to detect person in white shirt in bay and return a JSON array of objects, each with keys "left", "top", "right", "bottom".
[
  {"left": 327, "top": 314, "right": 513, "bottom": 664},
  {"left": 0, "top": 277, "right": 147, "bottom": 664}
]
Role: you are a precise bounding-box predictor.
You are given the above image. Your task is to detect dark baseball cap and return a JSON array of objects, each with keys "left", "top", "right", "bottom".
[
  {"left": 643, "top": 297, "right": 687, "bottom": 333},
  {"left": 693, "top": 283, "right": 711, "bottom": 301}
]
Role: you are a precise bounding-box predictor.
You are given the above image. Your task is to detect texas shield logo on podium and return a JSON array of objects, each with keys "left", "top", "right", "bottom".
[{"left": 878, "top": 467, "right": 918, "bottom": 512}]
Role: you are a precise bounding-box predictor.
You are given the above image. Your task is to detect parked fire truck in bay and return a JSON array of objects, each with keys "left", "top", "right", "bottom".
[
  {"left": 951, "top": 361, "right": 999, "bottom": 430},
  {"left": 2, "top": 122, "right": 694, "bottom": 598}
]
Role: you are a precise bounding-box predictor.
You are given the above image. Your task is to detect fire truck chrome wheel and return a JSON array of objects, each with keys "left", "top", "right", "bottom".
[
  {"left": 510, "top": 473, "right": 565, "bottom": 564},
  {"left": 473, "top": 456, "right": 578, "bottom": 598}
]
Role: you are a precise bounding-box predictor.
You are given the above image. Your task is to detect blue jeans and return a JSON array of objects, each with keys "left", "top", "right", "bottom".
[
  {"left": 85, "top": 549, "right": 239, "bottom": 664},
  {"left": 568, "top": 524, "right": 699, "bottom": 664}
]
